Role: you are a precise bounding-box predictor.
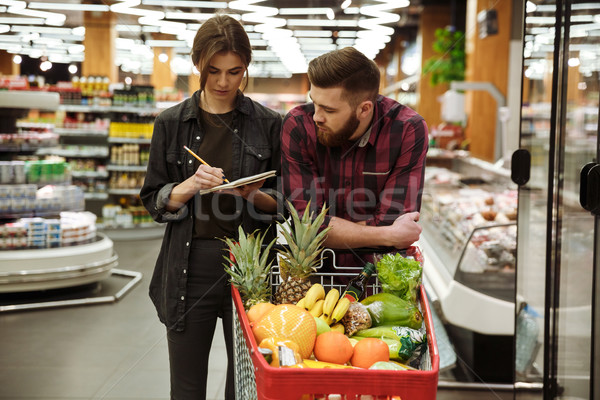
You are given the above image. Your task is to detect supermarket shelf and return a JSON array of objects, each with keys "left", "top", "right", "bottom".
[
  {"left": 84, "top": 192, "right": 109, "bottom": 200},
  {"left": 99, "top": 223, "right": 165, "bottom": 241},
  {"left": 16, "top": 121, "right": 55, "bottom": 130},
  {"left": 54, "top": 128, "right": 108, "bottom": 136},
  {"left": 72, "top": 170, "right": 109, "bottom": 179},
  {"left": 59, "top": 104, "right": 160, "bottom": 114},
  {"left": 156, "top": 101, "right": 180, "bottom": 109},
  {"left": 110, "top": 105, "right": 160, "bottom": 114},
  {"left": 0, "top": 233, "right": 116, "bottom": 293},
  {"left": 0, "top": 144, "right": 57, "bottom": 152},
  {"left": 106, "top": 164, "right": 147, "bottom": 172},
  {"left": 107, "top": 188, "right": 141, "bottom": 195},
  {"left": 107, "top": 137, "right": 152, "bottom": 144},
  {"left": 0, "top": 91, "right": 60, "bottom": 110},
  {"left": 0, "top": 205, "right": 84, "bottom": 220},
  {"left": 37, "top": 148, "right": 109, "bottom": 158}
]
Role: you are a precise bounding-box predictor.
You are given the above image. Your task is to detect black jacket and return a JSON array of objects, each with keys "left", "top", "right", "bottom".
[{"left": 140, "top": 90, "right": 282, "bottom": 331}]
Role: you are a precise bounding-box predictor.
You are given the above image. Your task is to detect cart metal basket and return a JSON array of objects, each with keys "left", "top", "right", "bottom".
[{"left": 232, "top": 246, "right": 439, "bottom": 400}]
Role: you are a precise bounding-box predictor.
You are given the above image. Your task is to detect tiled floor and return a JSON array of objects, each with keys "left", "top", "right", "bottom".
[
  {"left": 0, "top": 235, "right": 537, "bottom": 400},
  {"left": 0, "top": 235, "right": 228, "bottom": 400}
]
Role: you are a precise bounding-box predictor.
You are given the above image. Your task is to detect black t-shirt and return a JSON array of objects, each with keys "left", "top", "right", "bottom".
[{"left": 193, "top": 109, "right": 240, "bottom": 240}]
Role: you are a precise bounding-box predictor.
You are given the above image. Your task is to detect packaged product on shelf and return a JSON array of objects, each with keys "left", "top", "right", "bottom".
[
  {"left": 60, "top": 211, "right": 97, "bottom": 245},
  {"left": 45, "top": 218, "right": 61, "bottom": 248},
  {"left": 0, "top": 222, "right": 27, "bottom": 250},
  {"left": 0, "top": 184, "right": 36, "bottom": 215},
  {"left": 11, "top": 161, "right": 25, "bottom": 184}
]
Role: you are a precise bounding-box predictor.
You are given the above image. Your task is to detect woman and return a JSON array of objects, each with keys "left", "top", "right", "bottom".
[{"left": 140, "top": 14, "right": 282, "bottom": 400}]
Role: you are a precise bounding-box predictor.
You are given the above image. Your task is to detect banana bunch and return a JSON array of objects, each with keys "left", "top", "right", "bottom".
[{"left": 299, "top": 284, "right": 351, "bottom": 332}]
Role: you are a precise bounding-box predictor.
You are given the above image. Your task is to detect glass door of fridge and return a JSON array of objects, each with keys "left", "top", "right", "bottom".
[{"left": 517, "top": 1, "right": 600, "bottom": 399}]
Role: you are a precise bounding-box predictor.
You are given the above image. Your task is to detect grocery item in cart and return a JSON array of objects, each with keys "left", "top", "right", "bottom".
[
  {"left": 375, "top": 252, "right": 423, "bottom": 305},
  {"left": 274, "top": 203, "right": 330, "bottom": 305},
  {"left": 350, "top": 337, "right": 390, "bottom": 368},
  {"left": 361, "top": 292, "right": 423, "bottom": 329},
  {"left": 222, "top": 226, "right": 276, "bottom": 309},
  {"left": 252, "top": 303, "right": 317, "bottom": 359},
  {"left": 340, "top": 302, "right": 372, "bottom": 336},
  {"left": 353, "top": 325, "right": 427, "bottom": 364},
  {"left": 232, "top": 283, "right": 440, "bottom": 400},
  {"left": 313, "top": 331, "right": 354, "bottom": 365},
  {"left": 341, "top": 262, "right": 376, "bottom": 302},
  {"left": 258, "top": 337, "right": 303, "bottom": 367}
]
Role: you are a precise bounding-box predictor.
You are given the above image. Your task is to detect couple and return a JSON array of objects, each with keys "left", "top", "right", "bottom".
[{"left": 139, "top": 14, "right": 428, "bottom": 400}]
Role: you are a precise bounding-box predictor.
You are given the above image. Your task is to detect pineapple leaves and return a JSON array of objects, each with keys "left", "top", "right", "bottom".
[
  {"left": 221, "top": 226, "right": 276, "bottom": 309},
  {"left": 276, "top": 201, "right": 331, "bottom": 276}
]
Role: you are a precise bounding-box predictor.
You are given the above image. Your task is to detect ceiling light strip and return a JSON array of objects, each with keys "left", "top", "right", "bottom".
[
  {"left": 293, "top": 30, "right": 332, "bottom": 38},
  {"left": 0, "top": 17, "right": 44, "bottom": 24},
  {"left": 110, "top": 0, "right": 165, "bottom": 19},
  {"left": 285, "top": 19, "right": 358, "bottom": 27},
  {"left": 278, "top": 8, "right": 332, "bottom": 15},
  {"left": 7, "top": 6, "right": 66, "bottom": 26},
  {"left": 229, "top": 0, "right": 285, "bottom": 28},
  {"left": 145, "top": 40, "right": 189, "bottom": 47},
  {"left": 27, "top": 2, "right": 110, "bottom": 11},
  {"left": 229, "top": 0, "right": 306, "bottom": 74},
  {"left": 164, "top": 12, "right": 220, "bottom": 21},
  {"left": 142, "top": 0, "right": 228, "bottom": 7},
  {"left": 356, "top": 0, "right": 407, "bottom": 59},
  {"left": 10, "top": 25, "right": 71, "bottom": 34}
]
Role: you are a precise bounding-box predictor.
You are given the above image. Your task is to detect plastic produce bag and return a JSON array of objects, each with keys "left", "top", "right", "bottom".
[
  {"left": 340, "top": 301, "right": 372, "bottom": 337},
  {"left": 369, "top": 360, "right": 416, "bottom": 371},
  {"left": 352, "top": 325, "right": 427, "bottom": 363},
  {"left": 376, "top": 252, "right": 422, "bottom": 305},
  {"left": 361, "top": 292, "right": 423, "bottom": 329}
]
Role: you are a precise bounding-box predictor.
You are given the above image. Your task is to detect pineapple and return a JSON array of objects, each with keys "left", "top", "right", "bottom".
[
  {"left": 273, "top": 201, "right": 331, "bottom": 305},
  {"left": 222, "top": 226, "right": 277, "bottom": 310}
]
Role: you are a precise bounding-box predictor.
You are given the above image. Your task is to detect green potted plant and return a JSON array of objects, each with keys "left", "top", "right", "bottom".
[{"left": 422, "top": 27, "right": 465, "bottom": 87}]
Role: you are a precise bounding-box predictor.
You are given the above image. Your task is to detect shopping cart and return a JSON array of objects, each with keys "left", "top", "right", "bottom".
[{"left": 232, "top": 246, "right": 439, "bottom": 400}]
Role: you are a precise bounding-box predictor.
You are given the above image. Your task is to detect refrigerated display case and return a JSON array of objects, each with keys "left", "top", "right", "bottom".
[{"left": 420, "top": 153, "right": 518, "bottom": 382}]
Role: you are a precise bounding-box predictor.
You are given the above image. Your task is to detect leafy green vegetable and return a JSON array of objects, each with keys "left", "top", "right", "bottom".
[{"left": 376, "top": 253, "right": 422, "bottom": 304}]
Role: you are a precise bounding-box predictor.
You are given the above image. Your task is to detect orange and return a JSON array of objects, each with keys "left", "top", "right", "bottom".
[
  {"left": 246, "top": 302, "right": 275, "bottom": 325},
  {"left": 350, "top": 337, "right": 389, "bottom": 369},
  {"left": 252, "top": 304, "right": 317, "bottom": 359},
  {"left": 313, "top": 331, "right": 353, "bottom": 365}
]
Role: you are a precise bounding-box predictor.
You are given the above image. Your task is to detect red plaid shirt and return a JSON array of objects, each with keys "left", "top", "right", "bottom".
[{"left": 281, "top": 95, "right": 428, "bottom": 234}]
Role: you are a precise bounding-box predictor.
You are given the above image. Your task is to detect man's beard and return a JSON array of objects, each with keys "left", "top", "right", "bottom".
[{"left": 316, "top": 113, "right": 360, "bottom": 147}]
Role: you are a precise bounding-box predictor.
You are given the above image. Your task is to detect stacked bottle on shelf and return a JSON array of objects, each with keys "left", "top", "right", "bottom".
[
  {"left": 108, "top": 171, "right": 145, "bottom": 190},
  {"left": 109, "top": 144, "right": 149, "bottom": 166},
  {"left": 109, "top": 118, "right": 154, "bottom": 139}
]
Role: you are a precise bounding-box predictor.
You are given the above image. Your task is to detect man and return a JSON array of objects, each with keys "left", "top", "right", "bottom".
[{"left": 281, "top": 47, "right": 428, "bottom": 266}]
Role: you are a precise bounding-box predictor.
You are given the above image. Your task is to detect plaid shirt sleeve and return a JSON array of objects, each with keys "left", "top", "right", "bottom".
[
  {"left": 280, "top": 106, "right": 333, "bottom": 227},
  {"left": 364, "top": 112, "right": 429, "bottom": 227}
]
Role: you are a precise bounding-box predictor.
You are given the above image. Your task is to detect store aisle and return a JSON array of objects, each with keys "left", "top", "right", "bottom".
[
  {"left": 0, "top": 236, "right": 535, "bottom": 400},
  {"left": 0, "top": 236, "right": 228, "bottom": 400}
]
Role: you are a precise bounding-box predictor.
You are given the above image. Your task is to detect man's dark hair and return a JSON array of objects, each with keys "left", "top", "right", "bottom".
[{"left": 307, "top": 47, "right": 380, "bottom": 107}]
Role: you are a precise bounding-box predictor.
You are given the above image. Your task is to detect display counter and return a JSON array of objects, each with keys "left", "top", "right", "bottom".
[
  {"left": 0, "top": 232, "right": 117, "bottom": 293},
  {"left": 421, "top": 150, "right": 517, "bottom": 382}
]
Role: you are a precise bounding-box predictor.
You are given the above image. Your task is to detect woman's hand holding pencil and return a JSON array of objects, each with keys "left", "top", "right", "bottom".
[{"left": 183, "top": 145, "right": 228, "bottom": 190}]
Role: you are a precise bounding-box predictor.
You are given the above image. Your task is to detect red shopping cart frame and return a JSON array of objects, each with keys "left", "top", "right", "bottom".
[{"left": 231, "top": 283, "right": 439, "bottom": 400}]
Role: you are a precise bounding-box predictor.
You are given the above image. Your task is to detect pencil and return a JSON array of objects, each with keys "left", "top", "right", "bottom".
[{"left": 183, "top": 145, "right": 230, "bottom": 183}]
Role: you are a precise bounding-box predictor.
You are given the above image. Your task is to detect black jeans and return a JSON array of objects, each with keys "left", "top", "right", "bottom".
[{"left": 167, "top": 240, "right": 234, "bottom": 400}]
